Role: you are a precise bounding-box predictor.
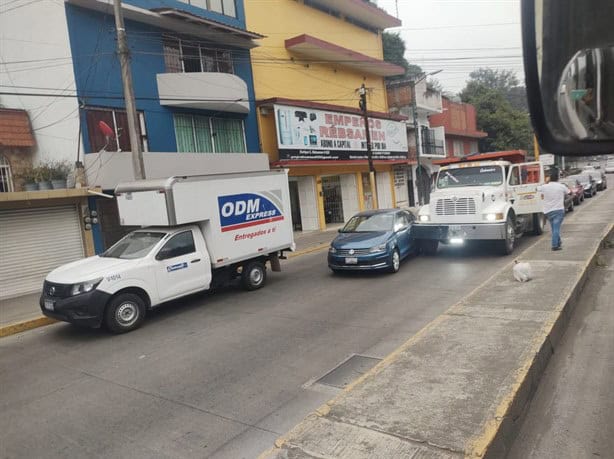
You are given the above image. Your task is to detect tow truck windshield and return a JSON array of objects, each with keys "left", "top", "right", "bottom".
[
  {"left": 436, "top": 166, "right": 504, "bottom": 189},
  {"left": 101, "top": 231, "right": 166, "bottom": 259}
]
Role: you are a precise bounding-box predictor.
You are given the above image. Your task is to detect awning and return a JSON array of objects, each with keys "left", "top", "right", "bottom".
[
  {"left": 0, "top": 109, "right": 35, "bottom": 147},
  {"left": 304, "top": 0, "right": 401, "bottom": 30},
  {"left": 285, "top": 34, "right": 405, "bottom": 78}
]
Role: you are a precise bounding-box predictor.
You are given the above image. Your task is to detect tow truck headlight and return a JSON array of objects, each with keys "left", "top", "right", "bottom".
[
  {"left": 419, "top": 215, "right": 430, "bottom": 222},
  {"left": 70, "top": 278, "right": 103, "bottom": 296},
  {"left": 369, "top": 243, "right": 387, "bottom": 253},
  {"left": 484, "top": 213, "right": 504, "bottom": 221}
]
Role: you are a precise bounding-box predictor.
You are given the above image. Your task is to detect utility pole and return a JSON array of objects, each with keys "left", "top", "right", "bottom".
[
  {"left": 113, "top": 0, "right": 146, "bottom": 180},
  {"left": 410, "top": 79, "right": 422, "bottom": 206},
  {"left": 359, "top": 83, "right": 378, "bottom": 209}
]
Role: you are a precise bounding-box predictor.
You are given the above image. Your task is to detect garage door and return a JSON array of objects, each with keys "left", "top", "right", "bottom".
[{"left": 0, "top": 206, "right": 85, "bottom": 300}]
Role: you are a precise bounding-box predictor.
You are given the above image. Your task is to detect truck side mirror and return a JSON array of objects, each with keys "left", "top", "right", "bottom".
[{"left": 522, "top": 0, "right": 614, "bottom": 156}]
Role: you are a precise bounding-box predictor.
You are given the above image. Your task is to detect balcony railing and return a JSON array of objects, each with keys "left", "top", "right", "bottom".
[{"left": 421, "top": 126, "right": 446, "bottom": 157}]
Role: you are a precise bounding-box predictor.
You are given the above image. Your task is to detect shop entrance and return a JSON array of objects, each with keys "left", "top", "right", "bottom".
[
  {"left": 289, "top": 180, "right": 303, "bottom": 231},
  {"left": 321, "top": 175, "right": 344, "bottom": 224}
]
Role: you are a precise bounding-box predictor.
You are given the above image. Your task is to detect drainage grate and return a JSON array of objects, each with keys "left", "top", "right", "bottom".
[{"left": 316, "top": 355, "right": 382, "bottom": 389}]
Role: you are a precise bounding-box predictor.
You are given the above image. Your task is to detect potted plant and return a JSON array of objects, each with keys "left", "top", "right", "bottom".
[
  {"left": 17, "top": 166, "right": 39, "bottom": 191},
  {"left": 35, "top": 164, "right": 53, "bottom": 190},
  {"left": 50, "top": 161, "right": 71, "bottom": 189}
]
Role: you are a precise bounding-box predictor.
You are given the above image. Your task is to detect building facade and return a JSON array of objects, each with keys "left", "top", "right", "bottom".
[
  {"left": 387, "top": 78, "right": 445, "bottom": 206},
  {"left": 428, "top": 96, "right": 487, "bottom": 158},
  {"left": 245, "top": 0, "right": 408, "bottom": 231}
]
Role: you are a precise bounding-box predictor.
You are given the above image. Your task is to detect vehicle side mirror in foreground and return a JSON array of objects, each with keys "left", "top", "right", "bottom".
[{"left": 522, "top": 0, "right": 614, "bottom": 156}]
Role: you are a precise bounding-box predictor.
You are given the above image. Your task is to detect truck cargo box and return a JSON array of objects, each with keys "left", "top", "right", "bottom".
[{"left": 115, "top": 170, "right": 295, "bottom": 268}]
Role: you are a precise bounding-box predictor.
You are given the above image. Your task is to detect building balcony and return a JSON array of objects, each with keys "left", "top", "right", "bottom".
[
  {"left": 420, "top": 126, "right": 447, "bottom": 158},
  {"left": 285, "top": 34, "right": 405, "bottom": 77},
  {"left": 157, "top": 72, "right": 250, "bottom": 113}
]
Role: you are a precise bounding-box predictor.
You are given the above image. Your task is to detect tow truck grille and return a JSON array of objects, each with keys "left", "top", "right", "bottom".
[
  {"left": 43, "top": 281, "right": 72, "bottom": 299},
  {"left": 435, "top": 197, "right": 477, "bottom": 216}
]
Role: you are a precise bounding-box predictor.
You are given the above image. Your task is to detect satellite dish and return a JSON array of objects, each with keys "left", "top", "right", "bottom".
[{"left": 98, "top": 121, "right": 114, "bottom": 138}]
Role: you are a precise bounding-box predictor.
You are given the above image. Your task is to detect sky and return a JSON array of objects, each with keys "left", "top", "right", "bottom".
[{"left": 376, "top": 0, "right": 525, "bottom": 94}]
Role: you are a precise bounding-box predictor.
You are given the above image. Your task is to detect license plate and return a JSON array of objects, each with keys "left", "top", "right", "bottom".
[
  {"left": 345, "top": 257, "right": 358, "bottom": 264},
  {"left": 44, "top": 299, "right": 54, "bottom": 311}
]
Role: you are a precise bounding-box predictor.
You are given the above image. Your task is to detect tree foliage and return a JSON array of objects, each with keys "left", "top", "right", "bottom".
[
  {"left": 382, "top": 32, "right": 422, "bottom": 80},
  {"left": 460, "top": 68, "right": 532, "bottom": 152}
]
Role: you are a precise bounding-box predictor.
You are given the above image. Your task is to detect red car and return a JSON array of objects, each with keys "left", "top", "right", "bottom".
[{"left": 561, "top": 178, "right": 585, "bottom": 205}]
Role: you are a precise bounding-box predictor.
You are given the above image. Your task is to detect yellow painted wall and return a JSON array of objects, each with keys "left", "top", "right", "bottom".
[{"left": 246, "top": 0, "right": 390, "bottom": 117}]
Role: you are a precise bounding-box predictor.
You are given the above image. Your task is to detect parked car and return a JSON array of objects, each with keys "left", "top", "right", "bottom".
[
  {"left": 583, "top": 168, "right": 608, "bottom": 190},
  {"left": 561, "top": 184, "right": 575, "bottom": 212},
  {"left": 605, "top": 160, "right": 614, "bottom": 174},
  {"left": 328, "top": 209, "right": 417, "bottom": 274},
  {"left": 560, "top": 178, "right": 585, "bottom": 205},
  {"left": 568, "top": 174, "right": 597, "bottom": 197}
]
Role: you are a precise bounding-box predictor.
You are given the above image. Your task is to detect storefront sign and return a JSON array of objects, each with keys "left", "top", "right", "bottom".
[
  {"left": 274, "top": 104, "right": 408, "bottom": 161},
  {"left": 394, "top": 166, "right": 406, "bottom": 187}
]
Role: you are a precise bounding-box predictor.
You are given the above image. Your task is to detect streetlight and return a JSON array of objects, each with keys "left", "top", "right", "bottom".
[{"left": 411, "top": 69, "right": 443, "bottom": 206}]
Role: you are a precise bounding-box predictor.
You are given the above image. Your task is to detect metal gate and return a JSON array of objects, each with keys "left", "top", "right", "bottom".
[{"left": 321, "top": 176, "right": 344, "bottom": 224}]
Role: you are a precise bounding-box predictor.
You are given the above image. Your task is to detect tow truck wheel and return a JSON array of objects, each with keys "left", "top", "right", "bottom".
[
  {"left": 499, "top": 215, "right": 516, "bottom": 255},
  {"left": 104, "top": 293, "right": 146, "bottom": 334},
  {"left": 241, "top": 261, "right": 267, "bottom": 291},
  {"left": 419, "top": 240, "right": 439, "bottom": 256},
  {"left": 532, "top": 213, "right": 545, "bottom": 235}
]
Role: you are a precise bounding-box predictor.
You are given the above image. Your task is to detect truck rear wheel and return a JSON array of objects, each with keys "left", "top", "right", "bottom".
[
  {"left": 241, "top": 261, "right": 267, "bottom": 291},
  {"left": 104, "top": 293, "right": 146, "bottom": 334},
  {"left": 499, "top": 215, "right": 516, "bottom": 255},
  {"left": 419, "top": 240, "right": 439, "bottom": 255}
]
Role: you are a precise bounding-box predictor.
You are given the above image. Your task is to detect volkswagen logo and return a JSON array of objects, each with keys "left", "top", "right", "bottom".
[
  {"left": 349, "top": 249, "right": 355, "bottom": 255},
  {"left": 49, "top": 286, "right": 56, "bottom": 296}
]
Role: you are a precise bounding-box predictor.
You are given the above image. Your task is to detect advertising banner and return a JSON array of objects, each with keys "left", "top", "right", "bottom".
[{"left": 274, "top": 104, "right": 408, "bottom": 161}]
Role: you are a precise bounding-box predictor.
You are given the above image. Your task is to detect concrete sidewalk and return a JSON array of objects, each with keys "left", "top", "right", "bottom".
[
  {"left": 262, "top": 192, "right": 614, "bottom": 458},
  {"left": 0, "top": 228, "right": 340, "bottom": 337}
]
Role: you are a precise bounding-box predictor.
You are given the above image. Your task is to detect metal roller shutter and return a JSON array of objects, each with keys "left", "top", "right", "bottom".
[{"left": 0, "top": 206, "right": 85, "bottom": 300}]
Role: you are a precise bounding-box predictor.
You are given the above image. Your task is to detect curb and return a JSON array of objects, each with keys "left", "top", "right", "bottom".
[
  {"left": 0, "top": 316, "right": 56, "bottom": 338},
  {"left": 474, "top": 223, "right": 614, "bottom": 457},
  {"left": 1, "top": 242, "right": 332, "bottom": 339}
]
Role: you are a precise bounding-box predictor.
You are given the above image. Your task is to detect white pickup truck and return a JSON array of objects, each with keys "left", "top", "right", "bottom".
[
  {"left": 40, "top": 170, "right": 295, "bottom": 333},
  {"left": 413, "top": 151, "right": 546, "bottom": 255}
]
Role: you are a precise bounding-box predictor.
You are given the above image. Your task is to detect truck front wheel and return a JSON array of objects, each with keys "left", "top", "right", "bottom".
[
  {"left": 104, "top": 293, "right": 146, "bottom": 334},
  {"left": 241, "top": 261, "right": 267, "bottom": 291},
  {"left": 499, "top": 215, "right": 516, "bottom": 255}
]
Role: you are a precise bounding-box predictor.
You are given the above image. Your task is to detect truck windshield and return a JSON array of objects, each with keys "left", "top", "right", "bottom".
[
  {"left": 101, "top": 231, "right": 166, "bottom": 259},
  {"left": 437, "top": 166, "right": 503, "bottom": 189},
  {"left": 341, "top": 213, "right": 393, "bottom": 233}
]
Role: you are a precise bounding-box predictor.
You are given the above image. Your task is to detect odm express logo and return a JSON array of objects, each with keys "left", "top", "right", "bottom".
[{"left": 218, "top": 191, "right": 284, "bottom": 232}]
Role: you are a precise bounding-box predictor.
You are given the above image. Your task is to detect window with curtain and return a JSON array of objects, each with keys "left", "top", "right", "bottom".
[
  {"left": 85, "top": 108, "right": 147, "bottom": 153},
  {"left": 174, "top": 114, "right": 245, "bottom": 153}
]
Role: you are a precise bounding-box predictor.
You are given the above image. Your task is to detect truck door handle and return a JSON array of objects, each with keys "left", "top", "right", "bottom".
[{"left": 191, "top": 259, "right": 201, "bottom": 264}]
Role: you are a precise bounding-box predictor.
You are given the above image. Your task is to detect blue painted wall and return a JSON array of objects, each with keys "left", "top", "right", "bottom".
[{"left": 65, "top": 2, "right": 260, "bottom": 154}]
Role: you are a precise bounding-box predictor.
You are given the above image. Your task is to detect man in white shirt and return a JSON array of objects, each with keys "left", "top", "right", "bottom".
[{"left": 537, "top": 168, "right": 570, "bottom": 250}]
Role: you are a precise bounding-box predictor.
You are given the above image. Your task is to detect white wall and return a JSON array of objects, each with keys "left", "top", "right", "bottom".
[
  {"left": 339, "top": 173, "right": 359, "bottom": 222},
  {"left": 0, "top": 1, "right": 82, "bottom": 164},
  {"left": 376, "top": 171, "right": 393, "bottom": 209},
  {"left": 297, "top": 176, "right": 319, "bottom": 231},
  {"left": 393, "top": 166, "right": 409, "bottom": 208}
]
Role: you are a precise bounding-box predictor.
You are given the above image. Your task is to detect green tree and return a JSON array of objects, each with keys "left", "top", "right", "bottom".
[
  {"left": 382, "top": 32, "right": 422, "bottom": 80},
  {"left": 460, "top": 68, "right": 532, "bottom": 152}
]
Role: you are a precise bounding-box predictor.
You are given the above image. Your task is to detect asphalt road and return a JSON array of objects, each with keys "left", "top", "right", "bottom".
[
  {"left": 508, "top": 240, "right": 614, "bottom": 458},
  {"left": 0, "top": 222, "right": 568, "bottom": 458}
]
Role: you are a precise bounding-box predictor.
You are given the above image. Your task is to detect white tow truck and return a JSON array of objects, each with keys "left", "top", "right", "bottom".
[
  {"left": 40, "top": 170, "right": 295, "bottom": 333},
  {"left": 413, "top": 150, "right": 546, "bottom": 255}
]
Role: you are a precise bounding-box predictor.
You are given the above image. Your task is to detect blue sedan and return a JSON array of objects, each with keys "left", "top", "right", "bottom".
[{"left": 328, "top": 209, "right": 417, "bottom": 274}]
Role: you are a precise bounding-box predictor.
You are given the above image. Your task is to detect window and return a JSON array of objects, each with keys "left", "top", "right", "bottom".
[
  {"left": 163, "top": 37, "right": 235, "bottom": 74},
  {"left": 174, "top": 114, "right": 246, "bottom": 153},
  {"left": 453, "top": 140, "right": 464, "bottom": 157},
  {"left": 156, "top": 231, "right": 196, "bottom": 260},
  {"left": 175, "top": 0, "right": 237, "bottom": 18},
  {"left": 85, "top": 108, "right": 148, "bottom": 153},
  {"left": 0, "top": 155, "right": 13, "bottom": 192},
  {"left": 394, "top": 213, "right": 408, "bottom": 232}
]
